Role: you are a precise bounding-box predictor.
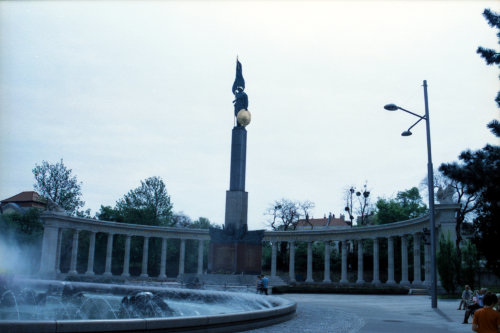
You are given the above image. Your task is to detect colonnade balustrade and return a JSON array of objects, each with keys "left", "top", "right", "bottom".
[
  {"left": 39, "top": 204, "right": 458, "bottom": 285},
  {"left": 263, "top": 204, "right": 457, "bottom": 286},
  {"left": 39, "top": 213, "right": 210, "bottom": 279},
  {"left": 265, "top": 235, "right": 430, "bottom": 286}
]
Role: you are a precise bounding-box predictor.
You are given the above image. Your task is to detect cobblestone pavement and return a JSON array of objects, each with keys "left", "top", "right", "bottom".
[{"left": 245, "top": 294, "right": 472, "bottom": 333}]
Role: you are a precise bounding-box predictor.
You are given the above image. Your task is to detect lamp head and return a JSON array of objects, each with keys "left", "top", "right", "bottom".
[
  {"left": 401, "top": 130, "right": 412, "bottom": 137},
  {"left": 384, "top": 104, "right": 399, "bottom": 111}
]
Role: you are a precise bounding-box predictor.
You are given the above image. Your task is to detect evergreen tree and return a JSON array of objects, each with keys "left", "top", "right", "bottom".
[
  {"left": 437, "top": 233, "right": 461, "bottom": 294},
  {"left": 439, "top": 8, "right": 500, "bottom": 277}
]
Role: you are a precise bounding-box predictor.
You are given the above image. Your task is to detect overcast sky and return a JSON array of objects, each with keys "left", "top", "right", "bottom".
[{"left": 1, "top": 1, "right": 498, "bottom": 230}]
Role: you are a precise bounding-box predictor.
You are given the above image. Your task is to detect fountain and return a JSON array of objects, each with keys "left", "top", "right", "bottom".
[
  {"left": 0, "top": 276, "right": 296, "bottom": 333},
  {"left": 0, "top": 61, "right": 297, "bottom": 332}
]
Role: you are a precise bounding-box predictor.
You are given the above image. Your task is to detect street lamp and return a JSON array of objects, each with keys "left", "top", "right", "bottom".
[{"left": 384, "top": 80, "right": 437, "bottom": 309}]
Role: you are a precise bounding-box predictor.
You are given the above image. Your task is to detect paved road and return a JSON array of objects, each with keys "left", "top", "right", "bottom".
[{"left": 245, "top": 294, "right": 471, "bottom": 333}]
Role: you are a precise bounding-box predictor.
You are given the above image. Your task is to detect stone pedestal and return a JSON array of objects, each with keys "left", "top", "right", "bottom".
[
  {"left": 208, "top": 228, "right": 264, "bottom": 274},
  {"left": 225, "top": 190, "right": 248, "bottom": 232}
]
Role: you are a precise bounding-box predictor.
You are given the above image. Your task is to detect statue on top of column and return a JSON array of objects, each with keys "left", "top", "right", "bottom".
[
  {"left": 232, "top": 58, "right": 251, "bottom": 127},
  {"left": 436, "top": 184, "right": 455, "bottom": 204}
]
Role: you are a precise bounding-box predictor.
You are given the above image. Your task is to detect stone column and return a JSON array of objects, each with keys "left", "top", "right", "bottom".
[
  {"left": 306, "top": 241, "right": 314, "bottom": 282},
  {"left": 122, "top": 235, "right": 131, "bottom": 277},
  {"left": 323, "top": 241, "right": 331, "bottom": 283},
  {"left": 103, "top": 233, "right": 114, "bottom": 276},
  {"left": 387, "top": 237, "right": 395, "bottom": 284},
  {"left": 159, "top": 238, "right": 167, "bottom": 279},
  {"left": 55, "top": 228, "right": 63, "bottom": 274},
  {"left": 424, "top": 242, "right": 431, "bottom": 285},
  {"left": 400, "top": 236, "right": 409, "bottom": 285},
  {"left": 140, "top": 236, "right": 150, "bottom": 278},
  {"left": 178, "top": 239, "right": 186, "bottom": 278},
  {"left": 225, "top": 126, "right": 249, "bottom": 233},
  {"left": 413, "top": 233, "right": 422, "bottom": 285},
  {"left": 340, "top": 241, "right": 348, "bottom": 284},
  {"left": 85, "top": 231, "right": 96, "bottom": 275},
  {"left": 69, "top": 230, "right": 80, "bottom": 275},
  {"left": 289, "top": 241, "right": 296, "bottom": 282},
  {"left": 271, "top": 242, "right": 277, "bottom": 277},
  {"left": 39, "top": 225, "right": 60, "bottom": 278},
  {"left": 356, "top": 240, "right": 365, "bottom": 284},
  {"left": 197, "top": 239, "right": 204, "bottom": 275},
  {"left": 372, "top": 238, "right": 380, "bottom": 284}
]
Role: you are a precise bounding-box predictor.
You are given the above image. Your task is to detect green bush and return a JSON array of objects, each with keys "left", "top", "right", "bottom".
[{"left": 461, "top": 240, "right": 479, "bottom": 289}]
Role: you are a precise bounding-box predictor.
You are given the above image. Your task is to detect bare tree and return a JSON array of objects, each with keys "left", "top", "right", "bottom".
[
  {"left": 265, "top": 198, "right": 315, "bottom": 231},
  {"left": 344, "top": 183, "right": 372, "bottom": 226},
  {"left": 299, "top": 200, "right": 315, "bottom": 228},
  {"left": 344, "top": 186, "right": 355, "bottom": 227},
  {"left": 265, "top": 198, "right": 315, "bottom": 271},
  {"left": 355, "top": 183, "right": 372, "bottom": 226}
]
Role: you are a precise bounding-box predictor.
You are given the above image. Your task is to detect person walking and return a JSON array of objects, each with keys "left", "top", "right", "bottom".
[{"left": 459, "top": 285, "right": 473, "bottom": 310}]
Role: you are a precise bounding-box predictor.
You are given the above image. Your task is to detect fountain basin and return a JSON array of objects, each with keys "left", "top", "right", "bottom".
[{"left": 0, "top": 279, "right": 296, "bottom": 333}]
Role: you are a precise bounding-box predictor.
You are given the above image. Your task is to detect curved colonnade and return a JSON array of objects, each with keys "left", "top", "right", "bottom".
[{"left": 39, "top": 204, "right": 458, "bottom": 286}]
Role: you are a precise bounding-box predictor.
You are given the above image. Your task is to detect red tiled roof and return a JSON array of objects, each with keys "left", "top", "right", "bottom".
[
  {"left": 297, "top": 218, "right": 328, "bottom": 227},
  {"left": 1, "top": 191, "right": 47, "bottom": 210},
  {"left": 297, "top": 216, "right": 349, "bottom": 228},
  {"left": 1, "top": 191, "right": 46, "bottom": 205}
]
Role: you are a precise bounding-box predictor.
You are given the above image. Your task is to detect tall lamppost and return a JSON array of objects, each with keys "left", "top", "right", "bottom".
[{"left": 384, "top": 80, "right": 437, "bottom": 308}]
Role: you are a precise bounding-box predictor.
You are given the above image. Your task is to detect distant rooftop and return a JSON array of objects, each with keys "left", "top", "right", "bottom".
[
  {"left": 1, "top": 191, "right": 47, "bottom": 209},
  {"left": 296, "top": 213, "right": 350, "bottom": 229}
]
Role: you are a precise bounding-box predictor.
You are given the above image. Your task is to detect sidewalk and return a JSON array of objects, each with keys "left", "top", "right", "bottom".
[{"left": 245, "top": 294, "right": 471, "bottom": 333}]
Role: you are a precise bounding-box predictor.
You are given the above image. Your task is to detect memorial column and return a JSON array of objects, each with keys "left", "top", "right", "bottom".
[
  {"left": 178, "top": 239, "right": 186, "bottom": 278},
  {"left": 103, "top": 233, "right": 114, "bottom": 276},
  {"left": 140, "top": 236, "right": 150, "bottom": 278},
  {"left": 387, "top": 237, "right": 395, "bottom": 284},
  {"left": 197, "top": 239, "right": 204, "bottom": 275},
  {"left": 356, "top": 240, "right": 365, "bottom": 284},
  {"left": 372, "top": 238, "right": 380, "bottom": 284},
  {"left": 69, "top": 230, "right": 80, "bottom": 275},
  {"left": 306, "top": 241, "right": 314, "bottom": 282},
  {"left": 340, "top": 241, "right": 348, "bottom": 284},
  {"left": 413, "top": 233, "right": 422, "bottom": 285},
  {"left": 122, "top": 235, "right": 131, "bottom": 277},
  {"left": 85, "top": 231, "right": 96, "bottom": 275},
  {"left": 289, "top": 241, "right": 296, "bottom": 283},
  {"left": 271, "top": 241, "right": 277, "bottom": 277},
  {"left": 323, "top": 241, "right": 331, "bottom": 283},
  {"left": 424, "top": 242, "right": 431, "bottom": 285},
  {"left": 159, "top": 238, "right": 167, "bottom": 279},
  {"left": 400, "top": 235, "right": 409, "bottom": 285}
]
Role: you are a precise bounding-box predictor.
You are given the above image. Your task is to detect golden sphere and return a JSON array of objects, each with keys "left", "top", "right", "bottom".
[{"left": 237, "top": 109, "right": 251, "bottom": 127}]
